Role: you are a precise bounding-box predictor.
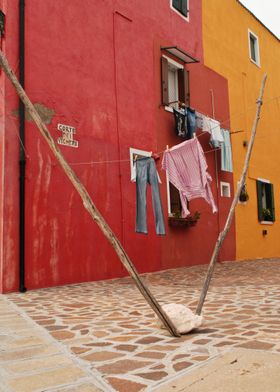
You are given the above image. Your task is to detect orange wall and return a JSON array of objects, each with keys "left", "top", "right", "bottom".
[{"left": 203, "top": 0, "right": 280, "bottom": 259}]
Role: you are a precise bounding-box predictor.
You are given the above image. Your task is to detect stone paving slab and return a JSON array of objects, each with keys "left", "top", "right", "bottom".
[
  {"left": 152, "top": 348, "right": 280, "bottom": 391},
  {"left": 2, "top": 258, "right": 280, "bottom": 391},
  {"left": 0, "top": 298, "right": 110, "bottom": 392}
]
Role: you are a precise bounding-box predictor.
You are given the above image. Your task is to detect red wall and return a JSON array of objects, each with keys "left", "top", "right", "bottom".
[
  {"left": 0, "top": 0, "right": 235, "bottom": 292},
  {"left": 1, "top": 0, "right": 21, "bottom": 293}
]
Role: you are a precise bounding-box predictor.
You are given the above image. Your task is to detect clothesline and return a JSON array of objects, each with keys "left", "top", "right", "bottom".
[
  {"left": 172, "top": 101, "right": 240, "bottom": 135},
  {"left": 1, "top": 88, "right": 280, "bottom": 166},
  {"left": 176, "top": 94, "right": 280, "bottom": 135},
  {"left": 154, "top": 127, "right": 230, "bottom": 157}
]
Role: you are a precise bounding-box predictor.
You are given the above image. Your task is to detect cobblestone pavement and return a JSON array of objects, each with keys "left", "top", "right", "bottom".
[{"left": 1, "top": 259, "right": 280, "bottom": 391}]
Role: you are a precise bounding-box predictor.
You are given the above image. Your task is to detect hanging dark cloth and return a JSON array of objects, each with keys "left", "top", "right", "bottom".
[
  {"left": 186, "top": 107, "right": 197, "bottom": 139},
  {"left": 173, "top": 108, "right": 188, "bottom": 138},
  {"left": 173, "top": 107, "right": 197, "bottom": 139}
]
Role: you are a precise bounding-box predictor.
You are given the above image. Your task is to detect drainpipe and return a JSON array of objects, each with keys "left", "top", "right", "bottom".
[{"left": 19, "top": 0, "right": 26, "bottom": 292}]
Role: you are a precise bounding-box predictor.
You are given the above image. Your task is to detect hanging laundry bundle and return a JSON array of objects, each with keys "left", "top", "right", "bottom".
[
  {"left": 202, "top": 117, "right": 224, "bottom": 148},
  {"left": 173, "top": 107, "right": 197, "bottom": 139},
  {"left": 173, "top": 108, "right": 187, "bottom": 138},
  {"left": 135, "top": 157, "right": 165, "bottom": 235},
  {"left": 191, "top": 111, "right": 233, "bottom": 172},
  {"left": 162, "top": 138, "right": 217, "bottom": 217},
  {"left": 186, "top": 107, "right": 196, "bottom": 139},
  {"left": 221, "top": 129, "right": 233, "bottom": 172}
]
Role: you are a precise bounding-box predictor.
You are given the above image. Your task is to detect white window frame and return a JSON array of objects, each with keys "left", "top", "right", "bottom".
[
  {"left": 257, "top": 178, "right": 274, "bottom": 224},
  {"left": 170, "top": 0, "right": 189, "bottom": 22},
  {"left": 162, "top": 55, "right": 184, "bottom": 113},
  {"left": 248, "top": 29, "right": 260, "bottom": 67},
  {"left": 220, "top": 181, "right": 231, "bottom": 198},
  {"left": 129, "top": 148, "right": 151, "bottom": 182}
]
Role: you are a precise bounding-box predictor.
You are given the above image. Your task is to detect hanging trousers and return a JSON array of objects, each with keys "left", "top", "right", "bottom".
[{"left": 136, "top": 157, "right": 165, "bottom": 235}]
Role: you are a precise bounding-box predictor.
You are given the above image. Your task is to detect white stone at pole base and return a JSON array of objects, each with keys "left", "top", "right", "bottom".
[{"left": 157, "top": 303, "right": 203, "bottom": 334}]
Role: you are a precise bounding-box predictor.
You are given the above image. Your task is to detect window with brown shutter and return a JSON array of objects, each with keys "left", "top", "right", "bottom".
[
  {"left": 161, "top": 56, "right": 190, "bottom": 109},
  {"left": 161, "top": 57, "right": 169, "bottom": 106}
]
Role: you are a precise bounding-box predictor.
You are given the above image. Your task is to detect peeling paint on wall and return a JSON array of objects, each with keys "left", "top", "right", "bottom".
[{"left": 12, "top": 103, "right": 55, "bottom": 125}]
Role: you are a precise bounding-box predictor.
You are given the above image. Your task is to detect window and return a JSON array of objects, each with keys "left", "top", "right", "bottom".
[
  {"left": 220, "top": 182, "right": 231, "bottom": 198},
  {"left": 248, "top": 30, "right": 260, "bottom": 66},
  {"left": 256, "top": 179, "right": 275, "bottom": 222},
  {"left": 161, "top": 56, "right": 190, "bottom": 110},
  {"left": 167, "top": 182, "right": 183, "bottom": 216},
  {"left": 171, "top": 0, "right": 189, "bottom": 19}
]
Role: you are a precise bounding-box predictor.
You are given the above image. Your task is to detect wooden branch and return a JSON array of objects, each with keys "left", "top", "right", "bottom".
[
  {"left": 0, "top": 50, "right": 180, "bottom": 337},
  {"left": 196, "top": 74, "right": 267, "bottom": 316}
]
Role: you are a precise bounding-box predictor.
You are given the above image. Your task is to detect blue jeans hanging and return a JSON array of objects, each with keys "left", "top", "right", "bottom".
[{"left": 136, "top": 157, "right": 165, "bottom": 235}]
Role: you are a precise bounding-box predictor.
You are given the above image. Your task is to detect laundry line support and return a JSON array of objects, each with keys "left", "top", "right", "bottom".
[
  {"left": 196, "top": 74, "right": 267, "bottom": 316},
  {"left": 0, "top": 50, "right": 180, "bottom": 338}
]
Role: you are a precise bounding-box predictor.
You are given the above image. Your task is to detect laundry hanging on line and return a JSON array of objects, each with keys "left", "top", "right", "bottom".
[
  {"left": 131, "top": 155, "right": 162, "bottom": 183},
  {"left": 195, "top": 111, "right": 233, "bottom": 173},
  {"left": 202, "top": 116, "right": 224, "bottom": 148},
  {"left": 162, "top": 138, "right": 218, "bottom": 218},
  {"left": 173, "top": 106, "right": 197, "bottom": 139},
  {"left": 221, "top": 129, "right": 233, "bottom": 172},
  {"left": 135, "top": 157, "right": 165, "bottom": 236}
]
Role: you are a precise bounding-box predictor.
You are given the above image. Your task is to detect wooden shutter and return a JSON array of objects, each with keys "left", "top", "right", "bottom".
[
  {"left": 161, "top": 57, "right": 169, "bottom": 105},
  {"left": 178, "top": 68, "right": 190, "bottom": 106},
  {"left": 256, "top": 180, "right": 263, "bottom": 221},
  {"left": 267, "top": 183, "right": 275, "bottom": 221}
]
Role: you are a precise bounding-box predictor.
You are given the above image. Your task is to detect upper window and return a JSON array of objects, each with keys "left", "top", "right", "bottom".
[
  {"left": 161, "top": 56, "right": 190, "bottom": 110},
  {"left": 171, "top": 0, "right": 189, "bottom": 19},
  {"left": 248, "top": 30, "right": 260, "bottom": 66},
  {"left": 256, "top": 179, "right": 275, "bottom": 222}
]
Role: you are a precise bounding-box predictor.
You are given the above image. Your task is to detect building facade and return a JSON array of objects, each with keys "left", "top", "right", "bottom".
[
  {"left": 0, "top": 0, "right": 235, "bottom": 292},
  {"left": 203, "top": 0, "right": 280, "bottom": 260}
]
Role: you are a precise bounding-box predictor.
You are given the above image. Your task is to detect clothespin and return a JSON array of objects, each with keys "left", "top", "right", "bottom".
[{"left": 152, "top": 153, "right": 160, "bottom": 161}]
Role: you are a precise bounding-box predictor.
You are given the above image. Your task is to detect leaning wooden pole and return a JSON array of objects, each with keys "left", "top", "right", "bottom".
[
  {"left": 0, "top": 50, "right": 180, "bottom": 337},
  {"left": 196, "top": 74, "right": 267, "bottom": 316}
]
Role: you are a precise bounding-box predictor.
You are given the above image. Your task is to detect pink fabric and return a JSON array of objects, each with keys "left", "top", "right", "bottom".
[{"left": 162, "top": 138, "right": 217, "bottom": 217}]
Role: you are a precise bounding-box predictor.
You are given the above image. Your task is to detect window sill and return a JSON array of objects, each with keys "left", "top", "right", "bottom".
[
  {"left": 249, "top": 58, "right": 261, "bottom": 68},
  {"left": 260, "top": 221, "right": 274, "bottom": 225},
  {"left": 165, "top": 105, "right": 174, "bottom": 113}
]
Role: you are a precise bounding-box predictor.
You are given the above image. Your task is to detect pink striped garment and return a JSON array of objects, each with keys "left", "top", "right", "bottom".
[{"left": 162, "top": 138, "right": 217, "bottom": 217}]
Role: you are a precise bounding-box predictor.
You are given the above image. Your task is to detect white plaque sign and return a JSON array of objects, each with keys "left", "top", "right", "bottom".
[{"left": 57, "top": 123, "right": 78, "bottom": 148}]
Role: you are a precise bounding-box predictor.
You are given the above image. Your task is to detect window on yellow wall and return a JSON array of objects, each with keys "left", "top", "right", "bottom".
[
  {"left": 256, "top": 179, "right": 275, "bottom": 222},
  {"left": 248, "top": 30, "right": 260, "bottom": 66}
]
